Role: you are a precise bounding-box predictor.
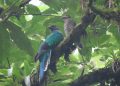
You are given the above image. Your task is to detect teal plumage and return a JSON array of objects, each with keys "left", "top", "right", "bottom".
[
  {"left": 39, "top": 50, "right": 51, "bottom": 81},
  {"left": 34, "top": 25, "right": 63, "bottom": 83},
  {"left": 45, "top": 31, "right": 63, "bottom": 47}
]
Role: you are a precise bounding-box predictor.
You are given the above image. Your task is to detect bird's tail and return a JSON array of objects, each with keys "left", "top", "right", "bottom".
[{"left": 39, "top": 50, "right": 51, "bottom": 82}]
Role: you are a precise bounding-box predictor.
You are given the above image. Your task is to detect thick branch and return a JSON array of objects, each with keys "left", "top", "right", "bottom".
[
  {"left": 70, "top": 66, "right": 120, "bottom": 86},
  {"left": 90, "top": 6, "right": 120, "bottom": 22}
]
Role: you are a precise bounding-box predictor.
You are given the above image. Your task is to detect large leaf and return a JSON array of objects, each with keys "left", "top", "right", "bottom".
[
  {"left": 10, "top": 16, "right": 27, "bottom": 28},
  {"left": 24, "top": 60, "right": 31, "bottom": 76},
  {"left": 41, "top": 0, "right": 61, "bottom": 11},
  {"left": 26, "top": 4, "right": 41, "bottom": 14},
  {"left": 80, "top": 47, "right": 92, "bottom": 62},
  {"left": 0, "top": 23, "right": 10, "bottom": 67},
  {"left": 43, "top": 16, "right": 63, "bottom": 27},
  {"left": 9, "top": 45, "right": 33, "bottom": 65},
  {"left": 25, "top": 4, "right": 41, "bottom": 22},
  {"left": 42, "top": 8, "right": 57, "bottom": 14},
  {"left": 25, "top": 4, "right": 47, "bottom": 36},
  {"left": 0, "top": 0, "right": 4, "bottom": 7},
  {"left": 109, "top": 24, "right": 120, "bottom": 47},
  {"left": 4, "top": 21, "right": 34, "bottom": 57},
  {"left": 12, "top": 64, "right": 23, "bottom": 80},
  {"left": 5, "top": 0, "right": 21, "bottom": 6}
]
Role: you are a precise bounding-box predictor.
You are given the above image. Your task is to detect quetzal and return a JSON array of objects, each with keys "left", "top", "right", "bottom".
[
  {"left": 62, "top": 15, "right": 77, "bottom": 62},
  {"left": 34, "top": 25, "right": 63, "bottom": 82},
  {"left": 62, "top": 15, "right": 85, "bottom": 62},
  {"left": 62, "top": 15, "right": 76, "bottom": 37},
  {"left": 62, "top": 15, "right": 87, "bottom": 47}
]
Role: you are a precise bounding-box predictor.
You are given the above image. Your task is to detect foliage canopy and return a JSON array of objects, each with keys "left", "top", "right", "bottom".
[{"left": 0, "top": 0, "right": 120, "bottom": 86}]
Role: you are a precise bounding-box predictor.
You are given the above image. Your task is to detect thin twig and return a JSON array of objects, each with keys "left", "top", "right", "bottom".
[
  {"left": 6, "top": 57, "right": 10, "bottom": 68},
  {"left": 12, "top": 13, "right": 60, "bottom": 17}
]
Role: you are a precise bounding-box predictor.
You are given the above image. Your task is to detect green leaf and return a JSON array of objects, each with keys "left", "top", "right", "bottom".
[
  {"left": 5, "top": 0, "right": 21, "bottom": 6},
  {"left": 9, "top": 45, "right": 32, "bottom": 65},
  {"left": 25, "top": 4, "right": 46, "bottom": 33},
  {"left": 10, "top": 16, "right": 27, "bottom": 28},
  {"left": 0, "top": 69, "right": 8, "bottom": 76},
  {"left": 109, "top": 24, "right": 120, "bottom": 47},
  {"left": 98, "top": 35, "right": 110, "bottom": 46},
  {"left": 41, "top": 0, "right": 60, "bottom": 11},
  {"left": 42, "top": 9, "right": 57, "bottom": 16},
  {"left": 12, "top": 65, "right": 22, "bottom": 80},
  {"left": 80, "top": 47, "right": 92, "bottom": 61},
  {"left": 24, "top": 60, "right": 31, "bottom": 76},
  {"left": 43, "top": 16, "right": 63, "bottom": 27},
  {"left": 0, "top": 23, "right": 10, "bottom": 67},
  {"left": 5, "top": 21, "right": 34, "bottom": 57},
  {"left": 96, "top": 0, "right": 104, "bottom": 5},
  {"left": 26, "top": 4, "right": 41, "bottom": 14},
  {"left": 0, "top": 0, "right": 4, "bottom": 7}
]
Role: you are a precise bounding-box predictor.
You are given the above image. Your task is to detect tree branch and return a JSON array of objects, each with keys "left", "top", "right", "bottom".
[
  {"left": 70, "top": 66, "right": 120, "bottom": 86},
  {"left": 12, "top": 13, "right": 59, "bottom": 17},
  {"left": 90, "top": 6, "right": 120, "bottom": 22}
]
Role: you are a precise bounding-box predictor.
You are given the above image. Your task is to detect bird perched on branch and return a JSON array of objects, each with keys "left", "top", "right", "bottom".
[
  {"left": 62, "top": 15, "right": 86, "bottom": 48},
  {"left": 62, "top": 15, "right": 84, "bottom": 62},
  {"left": 62, "top": 15, "right": 77, "bottom": 62},
  {"left": 34, "top": 25, "right": 63, "bottom": 83},
  {"left": 62, "top": 15, "right": 76, "bottom": 37}
]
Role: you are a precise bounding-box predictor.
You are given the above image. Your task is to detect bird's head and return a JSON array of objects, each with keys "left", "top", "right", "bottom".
[
  {"left": 48, "top": 25, "right": 59, "bottom": 32},
  {"left": 62, "top": 15, "right": 71, "bottom": 21}
]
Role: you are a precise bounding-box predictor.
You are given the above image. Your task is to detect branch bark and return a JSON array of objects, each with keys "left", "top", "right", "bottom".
[
  {"left": 70, "top": 66, "right": 120, "bottom": 86},
  {"left": 90, "top": 6, "right": 120, "bottom": 22}
]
